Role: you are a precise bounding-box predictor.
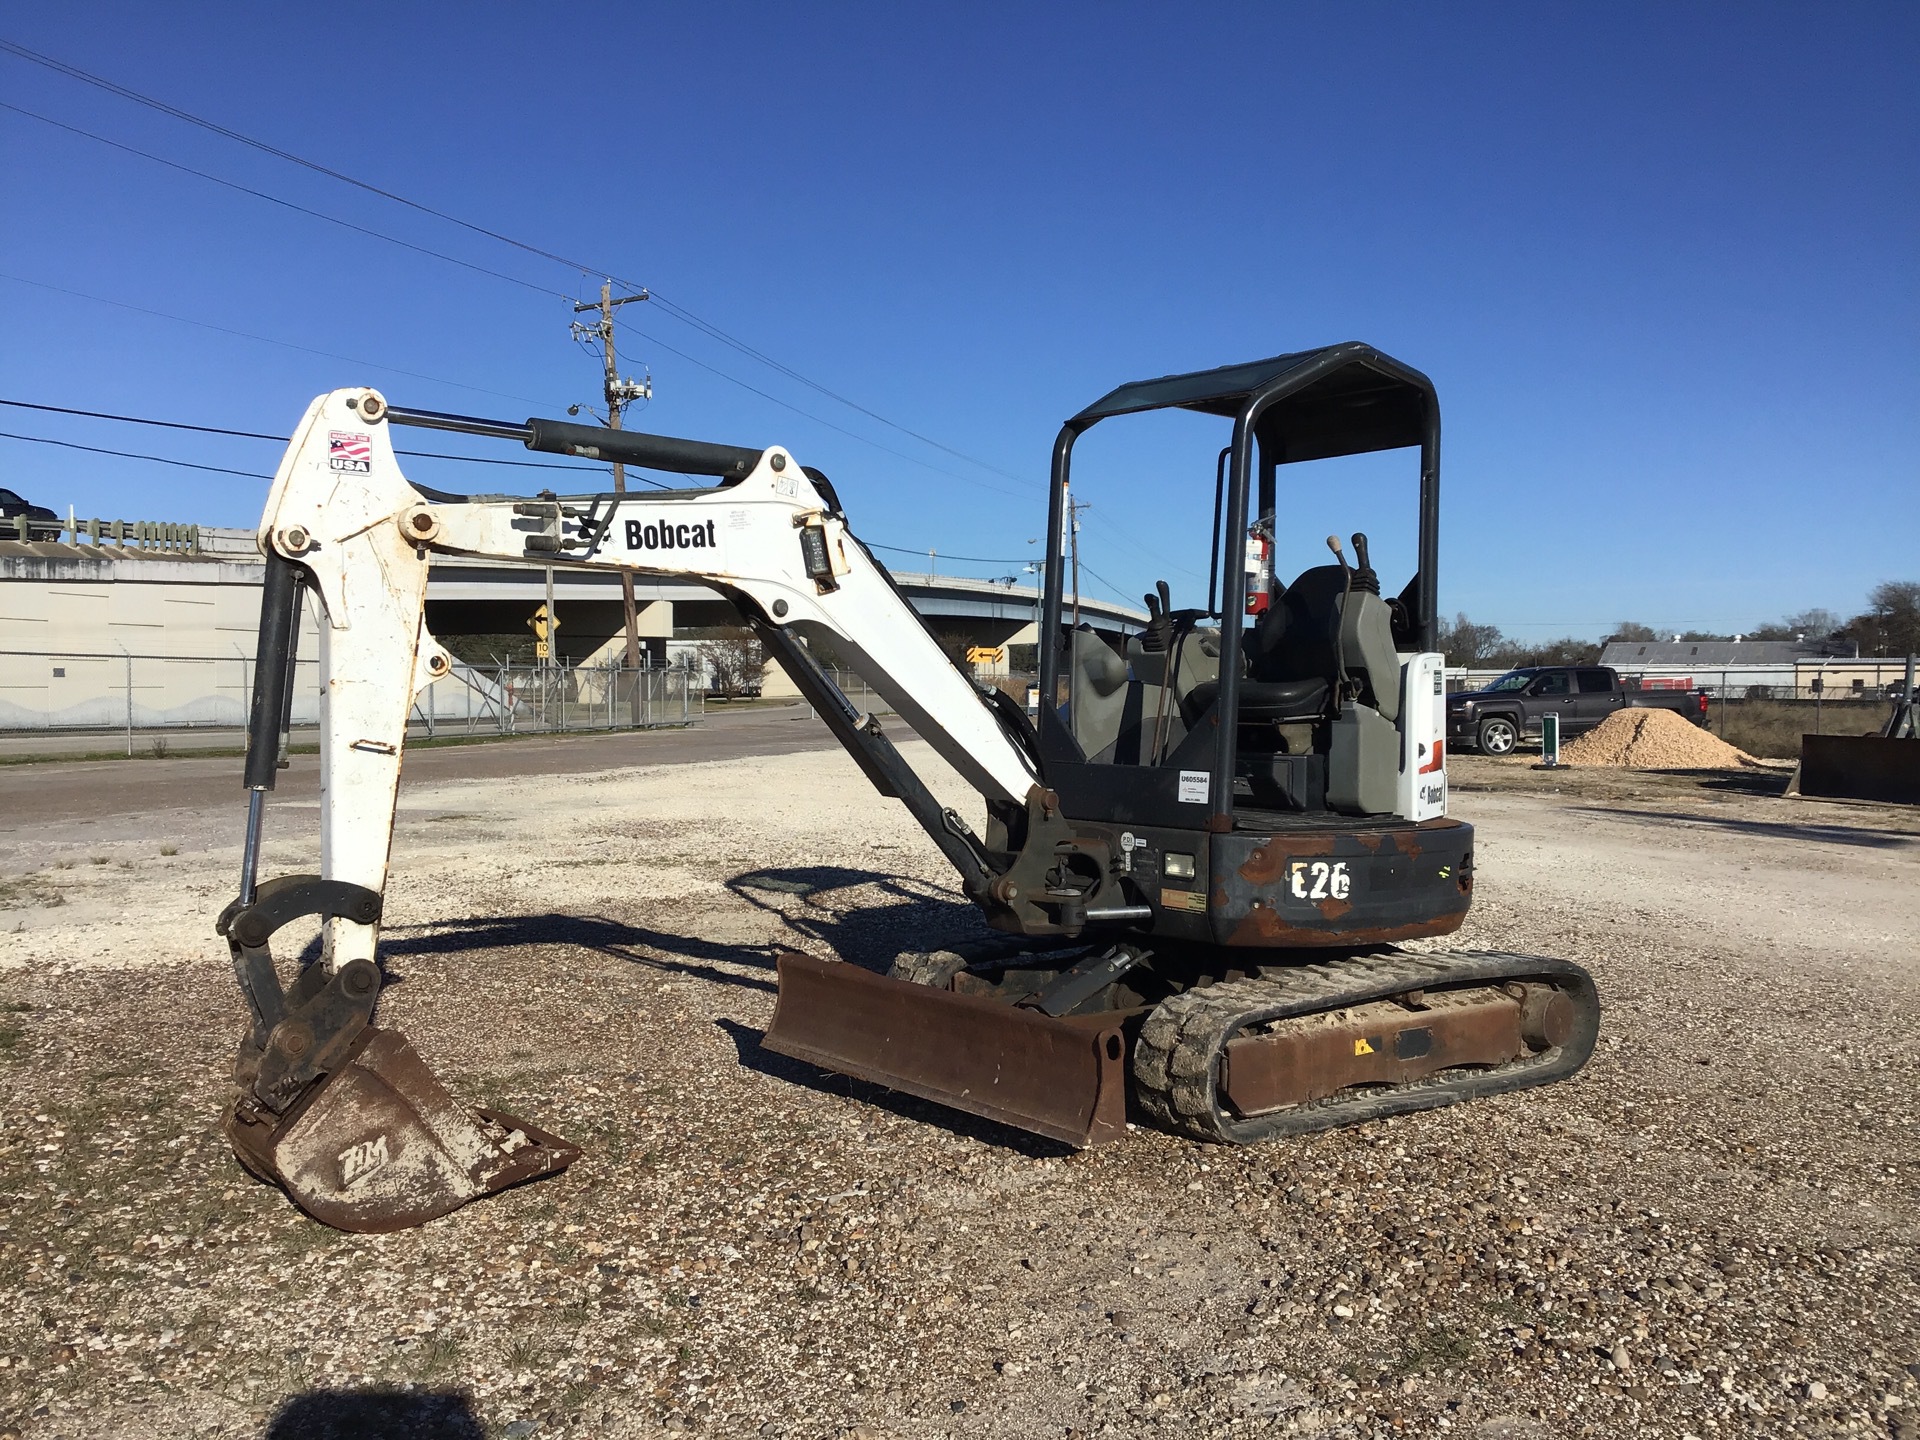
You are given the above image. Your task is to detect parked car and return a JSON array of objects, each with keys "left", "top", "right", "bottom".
[
  {"left": 1448, "top": 665, "right": 1709, "bottom": 756},
  {"left": 0, "top": 488, "right": 60, "bottom": 540}
]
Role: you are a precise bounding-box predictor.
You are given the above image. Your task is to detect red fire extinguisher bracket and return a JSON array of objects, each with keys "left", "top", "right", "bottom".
[{"left": 1244, "top": 523, "right": 1273, "bottom": 616}]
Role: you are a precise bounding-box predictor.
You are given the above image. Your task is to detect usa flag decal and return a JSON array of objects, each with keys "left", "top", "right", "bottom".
[{"left": 328, "top": 431, "right": 372, "bottom": 474}]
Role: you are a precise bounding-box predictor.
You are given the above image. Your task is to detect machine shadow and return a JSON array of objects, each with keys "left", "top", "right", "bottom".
[
  {"left": 713, "top": 1016, "right": 1074, "bottom": 1160},
  {"left": 1572, "top": 805, "right": 1917, "bottom": 849},
  {"left": 262, "top": 1386, "right": 483, "bottom": 1439},
  {"left": 376, "top": 913, "right": 781, "bottom": 993},
  {"left": 1669, "top": 767, "right": 1796, "bottom": 797},
  {"left": 725, "top": 863, "right": 993, "bottom": 973},
  {"left": 370, "top": 865, "right": 989, "bottom": 993}
]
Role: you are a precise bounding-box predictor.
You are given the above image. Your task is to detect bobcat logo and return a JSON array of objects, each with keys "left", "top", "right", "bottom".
[{"left": 339, "top": 1135, "right": 390, "bottom": 1187}]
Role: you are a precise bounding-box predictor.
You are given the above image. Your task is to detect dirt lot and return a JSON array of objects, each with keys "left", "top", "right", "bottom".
[{"left": 0, "top": 733, "right": 1916, "bottom": 1440}]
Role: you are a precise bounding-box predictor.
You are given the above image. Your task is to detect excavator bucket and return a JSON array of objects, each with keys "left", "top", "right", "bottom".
[
  {"left": 225, "top": 1027, "right": 579, "bottom": 1234},
  {"left": 763, "top": 950, "right": 1128, "bottom": 1147}
]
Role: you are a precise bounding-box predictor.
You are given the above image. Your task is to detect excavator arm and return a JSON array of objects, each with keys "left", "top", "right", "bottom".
[
  {"left": 256, "top": 386, "right": 1038, "bottom": 899},
  {"left": 221, "top": 388, "right": 1100, "bottom": 1230}
]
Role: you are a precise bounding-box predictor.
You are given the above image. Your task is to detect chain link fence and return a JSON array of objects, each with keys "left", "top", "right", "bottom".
[
  {"left": 0, "top": 649, "right": 702, "bottom": 744},
  {"left": 813, "top": 668, "right": 1045, "bottom": 720},
  {"left": 1443, "top": 661, "right": 1914, "bottom": 758}
]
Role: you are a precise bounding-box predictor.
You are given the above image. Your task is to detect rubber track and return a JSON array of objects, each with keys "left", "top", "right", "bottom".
[{"left": 1132, "top": 949, "right": 1600, "bottom": 1144}]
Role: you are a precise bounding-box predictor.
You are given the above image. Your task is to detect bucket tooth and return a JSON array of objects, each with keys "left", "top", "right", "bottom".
[
  {"left": 763, "top": 949, "right": 1127, "bottom": 1147},
  {"left": 225, "top": 1027, "right": 579, "bottom": 1233}
]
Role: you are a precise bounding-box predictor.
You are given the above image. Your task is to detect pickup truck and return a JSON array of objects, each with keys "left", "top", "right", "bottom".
[
  {"left": 1447, "top": 665, "right": 1708, "bottom": 756},
  {"left": 1, "top": 488, "right": 60, "bottom": 542}
]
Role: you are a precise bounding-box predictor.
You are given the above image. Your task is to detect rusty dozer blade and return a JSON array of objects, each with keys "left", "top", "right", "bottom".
[
  {"left": 225, "top": 1026, "right": 580, "bottom": 1234},
  {"left": 763, "top": 949, "right": 1127, "bottom": 1147}
]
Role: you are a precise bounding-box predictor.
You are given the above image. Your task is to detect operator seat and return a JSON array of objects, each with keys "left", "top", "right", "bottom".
[
  {"left": 1180, "top": 573, "right": 1335, "bottom": 726},
  {"left": 1180, "top": 560, "right": 1402, "bottom": 726},
  {"left": 1066, "top": 626, "right": 1130, "bottom": 761}
]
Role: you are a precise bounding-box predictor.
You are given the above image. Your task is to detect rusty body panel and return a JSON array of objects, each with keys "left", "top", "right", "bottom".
[
  {"left": 1038, "top": 816, "right": 1474, "bottom": 948},
  {"left": 1220, "top": 986, "right": 1525, "bottom": 1116},
  {"left": 763, "top": 951, "right": 1127, "bottom": 1147},
  {"left": 225, "top": 1028, "right": 579, "bottom": 1233},
  {"left": 1213, "top": 818, "right": 1473, "bottom": 947}
]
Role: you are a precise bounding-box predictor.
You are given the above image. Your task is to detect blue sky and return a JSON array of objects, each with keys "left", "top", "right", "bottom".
[{"left": 2, "top": 4, "right": 1914, "bottom": 638}]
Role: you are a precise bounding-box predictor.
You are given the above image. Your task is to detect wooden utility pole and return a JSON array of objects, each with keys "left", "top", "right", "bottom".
[
  {"left": 572, "top": 282, "right": 651, "bottom": 698},
  {"left": 1066, "top": 492, "right": 1089, "bottom": 630}
]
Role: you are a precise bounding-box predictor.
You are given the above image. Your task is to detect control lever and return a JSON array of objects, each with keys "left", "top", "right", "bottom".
[
  {"left": 1349, "top": 532, "right": 1380, "bottom": 596},
  {"left": 1326, "top": 535, "right": 1355, "bottom": 699},
  {"left": 1140, "top": 579, "right": 1176, "bottom": 653}
]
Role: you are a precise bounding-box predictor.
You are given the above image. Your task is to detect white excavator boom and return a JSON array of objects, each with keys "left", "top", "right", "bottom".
[
  {"left": 220, "top": 387, "right": 1041, "bottom": 1231},
  {"left": 258, "top": 388, "right": 1038, "bottom": 957}
]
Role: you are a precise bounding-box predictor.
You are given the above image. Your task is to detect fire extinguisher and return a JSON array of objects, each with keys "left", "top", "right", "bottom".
[{"left": 1244, "top": 520, "right": 1273, "bottom": 616}]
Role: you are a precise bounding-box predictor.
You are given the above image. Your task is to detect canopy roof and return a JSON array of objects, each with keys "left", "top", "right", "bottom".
[{"left": 1068, "top": 342, "right": 1434, "bottom": 463}]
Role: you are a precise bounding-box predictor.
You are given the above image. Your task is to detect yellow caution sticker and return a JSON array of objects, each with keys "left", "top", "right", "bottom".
[{"left": 1354, "top": 1037, "right": 1375, "bottom": 1056}]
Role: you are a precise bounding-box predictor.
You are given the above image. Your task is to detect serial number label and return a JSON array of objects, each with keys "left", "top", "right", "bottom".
[{"left": 1287, "top": 860, "right": 1351, "bottom": 902}]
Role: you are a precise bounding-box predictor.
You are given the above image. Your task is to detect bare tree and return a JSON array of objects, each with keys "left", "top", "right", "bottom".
[
  {"left": 1605, "top": 621, "right": 1658, "bottom": 643},
  {"left": 1843, "top": 581, "right": 1920, "bottom": 657},
  {"left": 692, "top": 626, "right": 766, "bottom": 697},
  {"left": 1783, "top": 607, "right": 1842, "bottom": 638},
  {"left": 1436, "top": 613, "right": 1505, "bottom": 665},
  {"left": 1487, "top": 635, "right": 1601, "bottom": 668},
  {"left": 1748, "top": 608, "right": 1845, "bottom": 642}
]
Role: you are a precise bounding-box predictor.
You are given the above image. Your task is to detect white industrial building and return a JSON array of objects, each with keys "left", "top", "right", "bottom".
[{"left": 1, "top": 527, "right": 1138, "bottom": 731}]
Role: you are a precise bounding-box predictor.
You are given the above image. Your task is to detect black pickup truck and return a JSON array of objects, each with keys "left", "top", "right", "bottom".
[{"left": 1447, "top": 665, "right": 1709, "bottom": 756}]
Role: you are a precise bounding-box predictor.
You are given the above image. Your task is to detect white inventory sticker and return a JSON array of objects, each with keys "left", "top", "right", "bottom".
[{"left": 1177, "top": 769, "right": 1210, "bottom": 804}]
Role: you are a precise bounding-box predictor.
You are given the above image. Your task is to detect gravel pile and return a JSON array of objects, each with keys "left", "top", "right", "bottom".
[
  {"left": 0, "top": 740, "right": 1915, "bottom": 1439},
  {"left": 1559, "top": 710, "right": 1765, "bottom": 771}
]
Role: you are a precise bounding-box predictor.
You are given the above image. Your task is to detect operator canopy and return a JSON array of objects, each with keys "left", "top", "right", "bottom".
[{"left": 1068, "top": 342, "right": 1433, "bottom": 464}]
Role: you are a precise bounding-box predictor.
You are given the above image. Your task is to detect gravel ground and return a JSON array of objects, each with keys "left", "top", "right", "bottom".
[{"left": 0, "top": 742, "right": 1916, "bottom": 1440}]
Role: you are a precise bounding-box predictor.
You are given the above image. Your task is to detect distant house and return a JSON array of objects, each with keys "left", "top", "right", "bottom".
[{"left": 1596, "top": 635, "right": 1906, "bottom": 700}]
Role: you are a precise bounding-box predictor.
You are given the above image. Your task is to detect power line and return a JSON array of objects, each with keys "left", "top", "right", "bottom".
[
  {"left": 642, "top": 293, "right": 1031, "bottom": 485},
  {"left": 0, "top": 273, "right": 553, "bottom": 408},
  {"left": 1076, "top": 559, "right": 1141, "bottom": 608},
  {"left": 0, "top": 135, "right": 1007, "bottom": 493},
  {"left": 0, "top": 40, "right": 1032, "bottom": 488},
  {"left": 0, "top": 410, "right": 671, "bottom": 487},
  {"left": 0, "top": 396, "right": 993, "bottom": 496},
  {"left": 2, "top": 404, "right": 1039, "bottom": 563},
  {"left": 0, "top": 102, "right": 566, "bottom": 300},
  {"left": 630, "top": 325, "right": 1024, "bottom": 496},
  {"left": 1081, "top": 507, "right": 1206, "bottom": 584},
  {"left": 0, "top": 40, "right": 601, "bottom": 282},
  {"left": 0, "top": 430, "right": 271, "bottom": 479},
  {"left": 865, "top": 541, "right": 1035, "bottom": 566},
  {"left": 3, "top": 398, "right": 281, "bottom": 442},
  {"left": 0, "top": 428, "right": 1022, "bottom": 562}
]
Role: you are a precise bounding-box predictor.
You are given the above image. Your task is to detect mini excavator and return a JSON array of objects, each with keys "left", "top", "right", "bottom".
[{"left": 220, "top": 344, "right": 1599, "bottom": 1231}]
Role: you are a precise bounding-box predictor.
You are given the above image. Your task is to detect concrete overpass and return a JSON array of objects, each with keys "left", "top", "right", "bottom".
[
  {"left": 426, "top": 556, "right": 1145, "bottom": 670},
  {"left": 0, "top": 528, "right": 1144, "bottom": 725}
]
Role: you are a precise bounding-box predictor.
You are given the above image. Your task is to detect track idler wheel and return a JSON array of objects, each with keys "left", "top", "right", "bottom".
[{"left": 218, "top": 876, "right": 578, "bottom": 1232}]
